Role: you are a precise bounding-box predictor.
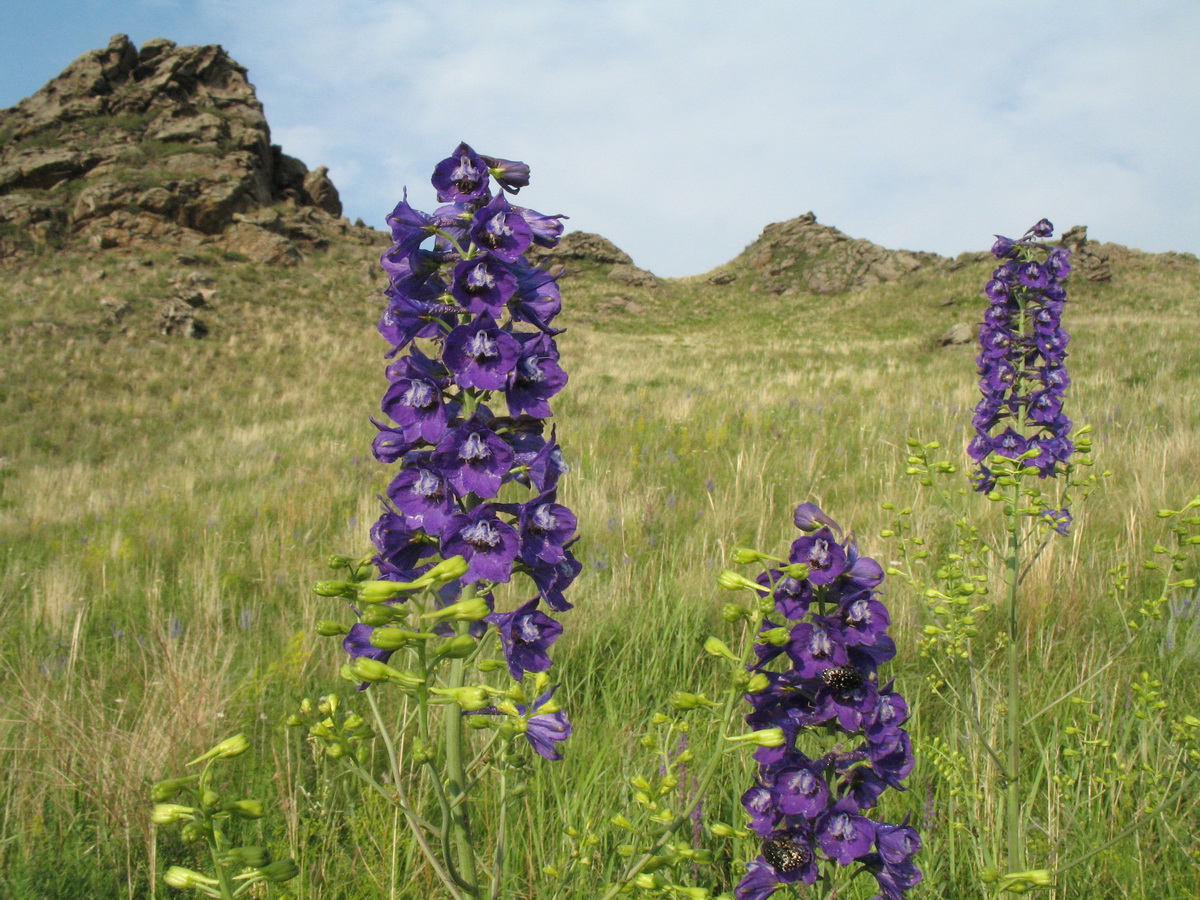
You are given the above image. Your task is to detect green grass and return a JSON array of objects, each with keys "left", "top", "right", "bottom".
[{"left": 1, "top": 237, "right": 1199, "bottom": 898}]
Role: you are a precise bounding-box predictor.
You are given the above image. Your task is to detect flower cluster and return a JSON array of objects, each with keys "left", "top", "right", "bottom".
[
  {"left": 345, "top": 143, "right": 577, "bottom": 758},
  {"left": 968, "top": 218, "right": 1073, "bottom": 514},
  {"left": 736, "top": 504, "right": 920, "bottom": 900}
]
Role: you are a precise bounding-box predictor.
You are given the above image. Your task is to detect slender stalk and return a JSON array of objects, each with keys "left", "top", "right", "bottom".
[
  {"left": 1005, "top": 477, "right": 1023, "bottom": 872},
  {"left": 444, "top": 588, "right": 480, "bottom": 898},
  {"left": 365, "top": 689, "right": 467, "bottom": 900}
]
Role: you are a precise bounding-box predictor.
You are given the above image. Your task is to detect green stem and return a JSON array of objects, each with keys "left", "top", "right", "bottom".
[
  {"left": 1005, "top": 476, "right": 1023, "bottom": 872},
  {"left": 444, "top": 589, "right": 480, "bottom": 898}
]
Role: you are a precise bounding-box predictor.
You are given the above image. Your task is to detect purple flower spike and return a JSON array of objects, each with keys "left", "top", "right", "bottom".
[
  {"left": 487, "top": 598, "right": 562, "bottom": 679},
  {"left": 432, "top": 142, "right": 491, "bottom": 203}
]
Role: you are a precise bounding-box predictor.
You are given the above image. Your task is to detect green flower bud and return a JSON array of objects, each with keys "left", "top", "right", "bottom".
[
  {"left": 200, "top": 789, "right": 222, "bottom": 811},
  {"left": 979, "top": 867, "right": 1001, "bottom": 884},
  {"left": 164, "top": 866, "right": 219, "bottom": 889},
  {"left": 284, "top": 714, "right": 304, "bottom": 727},
  {"left": 724, "top": 728, "right": 785, "bottom": 748},
  {"left": 670, "top": 692, "right": 717, "bottom": 711},
  {"left": 610, "top": 814, "right": 634, "bottom": 829},
  {"left": 179, "top": 821, "right": 209, "bottom": 844},
  {"left": 703, "top": 636, "right": 739, "bottom": 662},
  {"left": 317, "top": 695, "right": 339, "bottom": 715},
  {"left": 779, "top": 563, "right": 809, "bottom": 580},
  {"left": 355, "top": 580, "right": 409, "bottom": 603},
  {"left": 258, "top": 858, "right": 300, "bottom": 883},
  {"left": 745, "top": 672, "right": 770, "bottom": 694},
  {"left": 327, "top": 554, "right": 356, "bottom": 570},
  {"left": 349, "top": 658, "right": 423, "bottom": 688},
  {"left": 225, "top": 799, "right": 265, "bottom": 819},
  {"left": 187, "top": 733, "right": 249, "bottom": 766},
  {"left": 221, "top": 846, "right": 270, "bottom": 868},
  {"left": 417, "top": 555, "right": 471, "bottom": 585},
  {"left": 313, "top": 580, "right": 354, "bottom": 597},
  {"left": 431, "top": 685, "right": 492, "bottom": 711},
  {"left": 478, "top": 658, "right": 507, "bottom": 673},
  {"left": 436, "top": 635, "right": 478, "bottom": 660},
  {"left": 342, "top": 713, "right": 365, "bottom": 731},
  {"left": 721, "top": 602, "right": 748, "bottom": 622},
  {"left": 326, "top": 743, "right": 347, "bottom": 759},
  {"left": 717, "top": 570, "right": 766, "bottom": 593},
  {"left": 709, "top": 822, "right": 735, "bottom": 837},
  {"left": 732, "top": 548, "right": 779, "bottom": 565},
  {"left": 151, "top": 803, "right": 195, "bottom": 825},
  {"left": 150, "top": 776, "right": 197, "bottom": 802},
  {"left": 759, "top": 626, "right": 790, "bottom": 647},
  {"left": 411, "top": 738, "right": 435, "bottom": 764},
  {"left": 422, "top": 597, "right": 491, "bottom": 623},
  {"left": 316, "top": 619, "right": 350, "bottom": 636},
  {"left": 360, "top": 603, "right": 400, "bottom": 627}
]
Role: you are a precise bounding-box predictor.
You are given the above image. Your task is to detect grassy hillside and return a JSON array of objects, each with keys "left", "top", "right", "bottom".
[{"left": 1, "top": 234, "right": 1199, "bottom": 898}]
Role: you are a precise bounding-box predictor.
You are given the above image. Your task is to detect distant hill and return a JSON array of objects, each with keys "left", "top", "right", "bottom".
[{"left": 0, "top": 34, "right": 375, "bottom": 265}]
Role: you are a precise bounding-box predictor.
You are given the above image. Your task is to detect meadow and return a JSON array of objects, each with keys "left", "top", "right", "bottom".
[{"left": 1, "top": 234, "right": 1198, "bottom": 898}]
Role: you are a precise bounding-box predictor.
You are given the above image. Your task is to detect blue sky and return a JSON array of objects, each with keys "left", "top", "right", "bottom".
[{"left": 3, "top": 1, "right": 1198, "bottom": 276}]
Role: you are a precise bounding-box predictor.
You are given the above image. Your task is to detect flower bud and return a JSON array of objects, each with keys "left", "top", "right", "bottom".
[
  {"left": 316, "top": 620, "right": 350, "bottom": 636},
  {"left": 221, "top": 846, "right": 270, "bottom": 868},
  {"left": 164, "top": 867, "right": 219, "bottom": 889},
  {"left": 610, "top": 814, "right": 634, "bottom": 829},
  {"left": 422, "top": 598, "right": 491, "bottom": 622},
  {"left": 318, "top": 694, "right": 339, "bottom": 715},
  {"left": 478, "top": 658, "right": 507, "bottom": 673},
  {"left": 717, "top": 570, "right": 766, "bottom": 593},
  {"left": 313, "top": 580, "right": 354, "bottom": 597},
  {"left": 709, "top": 822, "right": 735, "bottom": 837},
  {"left": 416, "top": 555, "right": 470, "bottom": 585},
  {"left": 721, "top": 602, "right": 748, "bottom": 622},
  {"left": 327, "top": 554, "right": 356, "bottom": 570},
  {"left": 355, "top": 580, "right": 409, "bottom": 603},
  {"left": 180, "top": 821, "right": 209, "bottom": 844},
  {"left": 745, "top": 672, "right": 770, "bottom": 694},
  {"left": 151, "top": 803, "right": 194, "bottom": 824},
  {"left": 779, "top": 563, "right": 810, "bottom": 580},
  {"left": 370, "top": 627, "right": 420, "bottom": 651},
  {"left": 150, "top": 776, "right": 197, "bottom": 802},
  {"left": 361, "top": 604, "right": 400, "bottom": 627},
  {"left": 759, "top": 626, "right": 790, "bottom": 647},
  {"left": 431, "top": 685, "right": 492, "bottom": 711},
  {"left": 225, "top": 799, "right": 265, "bottom": 819},
  {"left": 724, "top": 728, "right": 785, "bottom": 748},
  {"left": 350, "top": 658, "right": 423, "bottom": 688},
  {"left": 436, "top": 635, "right": 478, "bottom": 660},
  {"left": 187, "top": 733, "right": 249, "bottom": 766},
  {"left": 258, "top": 858, "right": 300, "bottom": 883},
  {"left": 670, "top": 692, "right": 717, "bottom": 711},
  {"left": 732, "top": 547, "right": 774, "bottom": 564},
  {"left": 703, "top": 636, "right": 739, "bottom": 662}
]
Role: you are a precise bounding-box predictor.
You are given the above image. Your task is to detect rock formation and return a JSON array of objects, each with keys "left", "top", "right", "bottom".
[
  {"left": 731, "top": 212, "right": 943, "bottom": 295},
  {"left": 0, "top": 34, "right": 371, "bottom": 264}
]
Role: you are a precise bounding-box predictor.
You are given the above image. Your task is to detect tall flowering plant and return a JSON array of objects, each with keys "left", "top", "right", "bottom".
[
  {"left": 297, "top": 144, "right": 577, "bottom": 900},
  {"left": 728, "top": 505, "right": 920, "bottom": 900}
]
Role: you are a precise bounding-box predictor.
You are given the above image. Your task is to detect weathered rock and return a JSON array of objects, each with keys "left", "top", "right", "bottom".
[
  {"left": 608, "top": 262, "right": 658, "bottom": 288},
  {"left": 939, "top": 322, "right": 976, "bottom": 346},
  {"left": 158, "top": 298, "right": 207, "bottom": 338},
  {"left": 303, "top": 166, "right": 342, "bottom": 216},
  {"left": 1059, "top": 225, "right": 1112, "bottom": 283},
  {"left": 0, "top": 34, "right": 371, "bottom": 264},
  {"left": 729, "top": 211, "right": 944, "bottom": 294},
  {"left": 223, "top": 222, "right": 301, "bottom": 266},
  {"left": 707, "top": 269, "right": 738, "bottom": 285}
]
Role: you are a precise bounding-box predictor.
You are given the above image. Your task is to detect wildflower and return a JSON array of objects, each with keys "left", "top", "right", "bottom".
[{"left": 735, "top": 504, "right": 919, "bottom": 898}]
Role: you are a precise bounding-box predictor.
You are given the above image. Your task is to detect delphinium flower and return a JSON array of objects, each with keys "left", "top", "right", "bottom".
[
  {"left": 307, "top": 144, "right": 574, "bottom": 898},
  {"left": 735, "top": 504, "right": 920, "bottom": 900},
  {"left": 969, "top": 218, "right": 1074, "bottom": 515},
  {"left": 350, "top": 140, "right": 576, "bottom": 708}
]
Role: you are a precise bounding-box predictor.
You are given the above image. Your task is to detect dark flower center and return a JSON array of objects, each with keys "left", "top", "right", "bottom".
[
  {"left": 822, "top": 665, "right": 864, "bottom": 693},
  {"left": 762, "top": 837, "right": 813, "bottom": 873}
]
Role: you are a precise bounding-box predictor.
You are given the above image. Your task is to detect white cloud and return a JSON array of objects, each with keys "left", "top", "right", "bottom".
[{"left": 184, "top": 0, "right": 1200, "bottom": 274}]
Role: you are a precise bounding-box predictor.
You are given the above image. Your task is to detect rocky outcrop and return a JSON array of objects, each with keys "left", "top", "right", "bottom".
[
  {"left": 528, "top": 231, "right": 658, "bottom": 285},
  {"left": 729, "top": 212, "right": 943, "bottom": 295},
  {"left": 0, "top": 34, "right": 366, "bottom": 264}
]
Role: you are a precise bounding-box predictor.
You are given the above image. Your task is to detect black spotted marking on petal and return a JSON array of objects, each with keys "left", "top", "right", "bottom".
[
  {"left": 821, "top": 665, "right": 864, "bottom": 693},
  {"left": 762, "top": 837, "right": 812, "bottom": 873}
]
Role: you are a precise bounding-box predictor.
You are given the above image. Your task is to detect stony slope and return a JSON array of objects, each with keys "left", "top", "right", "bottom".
[{"left": 0, "top": 34, "right": 375, "bottom": 265}]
